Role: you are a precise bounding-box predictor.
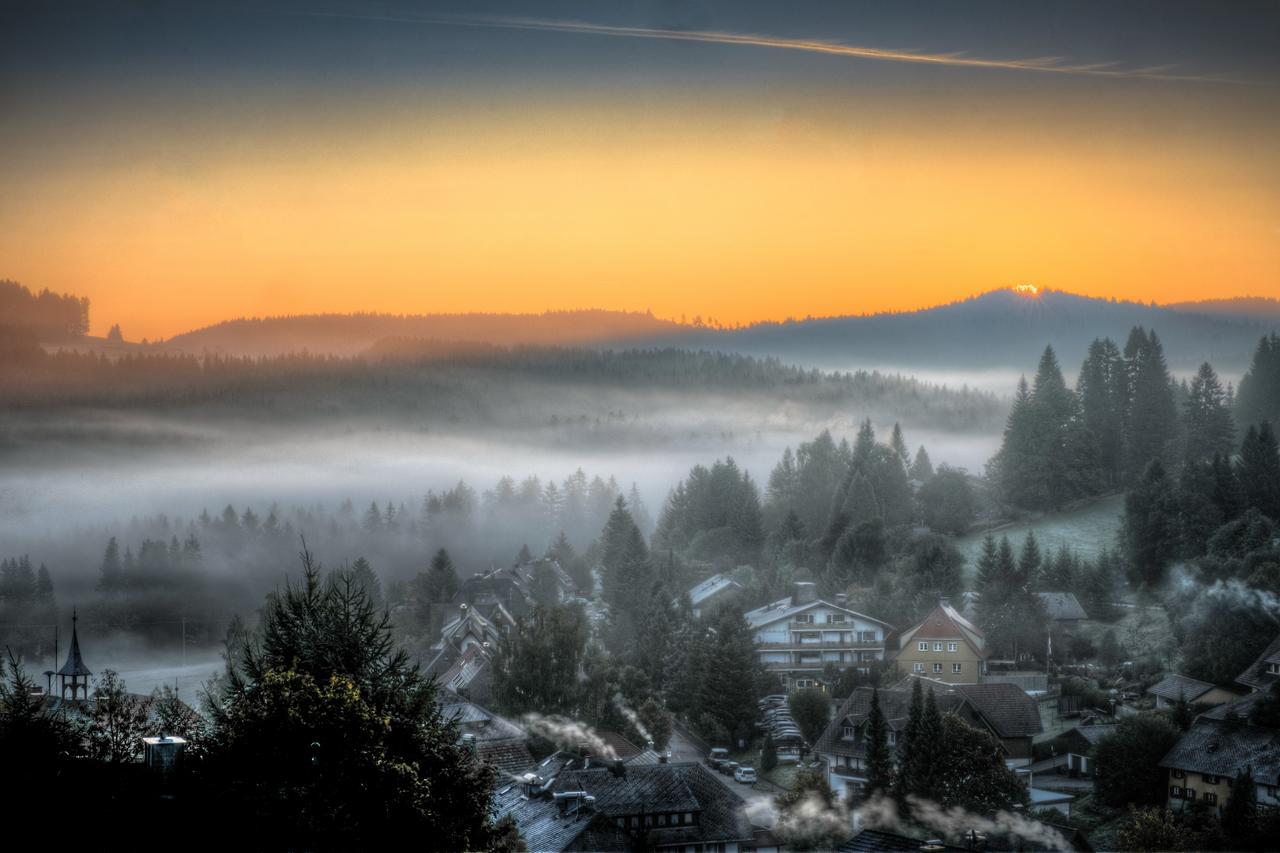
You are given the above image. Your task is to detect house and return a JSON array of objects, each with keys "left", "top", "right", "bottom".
[
  {"left": 1058, "top": 724, "right": 1117, "bottom": 777},
  {"left": 1034, "top": 592, "right": 1089, "bottom": 623},
  {"left": 1237, "top": 631, "right": 1280, "bottom": 693},
  {"left": 892, "top": 598, "right": 988, "bottom": 685},
  {"left": 813, "top": 680, "right": 1043, "bottom": 798},
  {"left": 744, "top": 582, "right": 893, "bottom": 693},
  {"left": 838, "top": 829, "right": 964, "bottom": 851},
  {"left": 685, "top": 573, "right": 743, "bottom": 619},
  {"left": 440, "top": 689, "right": 535, "bottom": 776},
  {"left": 425, "top": 601, "right": 512, "bottom": 701},
  {"left": 494, "top": 756, "right": 777, "bottom": 852},
  {"left": 1158, "top": 704, "right": 1280, "bottom": 814},
  {"left": 1146, "top": 674, "right": 1241, "bottom": 710}
]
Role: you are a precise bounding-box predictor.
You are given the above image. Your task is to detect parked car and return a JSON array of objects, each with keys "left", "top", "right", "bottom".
[
  {"left": 706, "top": 747, "right": 729, "bottom": 767},
  {"left": 734, "top": 766, "right": 758, "bottom": 785},
  {"left": 720, "top": 761, "right": 739, "bottom": 776}
]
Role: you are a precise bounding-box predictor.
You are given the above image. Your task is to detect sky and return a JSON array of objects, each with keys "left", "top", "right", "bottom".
[{"left": 2, "top": 0, "right": 1278, "bottom": 339}]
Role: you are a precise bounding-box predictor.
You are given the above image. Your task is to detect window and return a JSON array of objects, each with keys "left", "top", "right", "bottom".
[
  {"left": 796, "top": 679, "right": 814, "bottom": 689},
  {"left": 684, "top": 813, "right": 693, "bottom": 824},
  {"left": 658, "top": 815, "right": 667, "bottom": 826},
  {"left": 934, "top": 642, "right": 944, "bottom": 652},
  {"left": 842, "top": 726, "right": 855, "bottom": 740},
  {"left": 887, "top": 731, "right": 896, "bottom": 745},
  {"left": 1268, "top": 662, "right": 1280, "bottom": 675},
  {"left": 953, "top": 663, "right": 963, "bottom": 674},
  {"left": 933, "top": 663, "right": 943, "bottom": 673},
  {"left": 830, "top": 613, "right": 846, "bottom": 623},
  {"left": 1170, "top": 786, "right": 1183, "bottom": 798},
  {"left": 796, "top": 613, "right": 814, "bottom": 624},
  {"left": 631, "top": 817, "right": 639, "bottom": 828},
  {"left": 913, "top": 663, "right": 925, "bottom": 673},
  {"left": 858, "top": 630, "right": 878, "bottom": 643},
  {"left": 918, "top": 641, "right": 929, "bottom": 652},
  {"left": 1171, "top": 769, "right": 1185, "bottom": 780},
  {"left": 1204, "top": 792, "right": 1218, "bottom": 806},
  {"left": 1185, "top": 789, "right": 1196, "bottom": 801},
  {"left": 947, "top": 642, "right": 958, "bottom": 652},
  {"left": 1202, "top": 774, "right": 1220, "bottom": 784}
]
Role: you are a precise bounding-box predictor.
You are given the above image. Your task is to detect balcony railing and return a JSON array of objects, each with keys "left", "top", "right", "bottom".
[{"left": 757, "top": 640, "right": 884, "bottom": 650}]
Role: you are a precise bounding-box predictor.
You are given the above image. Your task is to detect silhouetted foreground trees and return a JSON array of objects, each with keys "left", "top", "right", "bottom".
[
  {"left": 0, "top": 549, "right": 507, "bottom": 848},
  {"left": 0, "top": 279, "right": 89, "bottom": 340}
]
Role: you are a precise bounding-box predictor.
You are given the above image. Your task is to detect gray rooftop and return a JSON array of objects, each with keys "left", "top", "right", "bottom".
[{"left": 1146, "top": 673, "right": 1217, "bottom": 702}]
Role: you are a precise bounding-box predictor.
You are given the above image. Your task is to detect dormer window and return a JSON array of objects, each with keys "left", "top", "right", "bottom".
[
  {"left": 842, "top": 725, "right": 855, "bottom": 740},
  {"left": 1267, "top": 662, "right": 1280, "bottom": 675}
]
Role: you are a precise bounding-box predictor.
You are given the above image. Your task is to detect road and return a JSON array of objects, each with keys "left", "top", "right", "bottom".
[{"left": 668, "top": 728, "right": 787, "bottom": 797}]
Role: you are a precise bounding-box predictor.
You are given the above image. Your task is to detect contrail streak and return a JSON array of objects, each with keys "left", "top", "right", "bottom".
[{"left": 293, "top": 11, "right": 1250, "bottom": 85}]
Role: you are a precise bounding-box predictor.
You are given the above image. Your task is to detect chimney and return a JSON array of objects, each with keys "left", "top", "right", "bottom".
[
  {"left": 833, "top": 593, "right": 849, "bottom": 608},
  {"left": 658, "top": 751, "right": 669, "bottom": 764},
  {"left": 521, "top": 772, "right": 543, "bottom": 798},
  {"left": 461, "top": 732, "right": 477, "bottom": 756},
  {"left": 792, "top": 581, "right": 817, "bottom": 606},
  {"left": 610, "top": 758, "right": 626, "bottom": 778}
]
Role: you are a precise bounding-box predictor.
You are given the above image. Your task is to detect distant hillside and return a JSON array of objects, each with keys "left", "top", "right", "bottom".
[
  {"left": 165, "top": 310, "right": 685, "bottom": 356},
  {"left": 655, "top": 289, "right": 1274, "bottom": 373},
  {"left": 1167, "top": 296, "right": 1280, "bottom": 323},
  {"left": 140, "top": 288, "right": 1277, "bottom": 372}
]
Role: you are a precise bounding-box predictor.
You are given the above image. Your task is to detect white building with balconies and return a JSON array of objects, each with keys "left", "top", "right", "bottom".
[{"left": 744, "top": 582, "right": 894, "bottom": 693}]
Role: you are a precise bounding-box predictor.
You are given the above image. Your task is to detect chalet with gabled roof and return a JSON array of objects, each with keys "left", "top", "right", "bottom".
[{"left": 892, "top": 597, "right": 987, "bottom": 684}]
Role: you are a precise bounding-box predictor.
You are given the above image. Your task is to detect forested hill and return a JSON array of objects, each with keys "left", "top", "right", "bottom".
[
  {"left": 164, "top": 310, "right": 686, "bottom": 356},
  {"left": 159, "top": 289, "right": 1270, "bottom": 372},
  {"left": 659, "top": 289, "right": 1271, "bottom": 373},
  {"left": 1167, "top": 296, "right": 1280, "bottom": 323}
]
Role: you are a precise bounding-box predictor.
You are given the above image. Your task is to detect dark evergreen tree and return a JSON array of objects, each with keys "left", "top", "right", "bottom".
[
  {"left": 864, "top": 688, "right": 893, "bottom": 797},
  {"left": 1236, "top": 333, "right": 1280, "bottom": 430},
  {"left": 1124, "top": 328, "right": 1178, "bottom": 480},
  {"left": 892, "top": 679, "right": 924, "bottom": 802},
  {"left": 1077, "top": 337, "right": 1128, "bottom": 490},
  {"left": 909, "top": 446, "right": 934, "bottom": 482},
  {"left": 1183, "top": 362, "right": 1236, "bottom": 462},
  {"left": 1237, "top": 422, "right": 1280, "bottom": 520},
  {"left": 1123, "top": 459, "right": 1180, "bottom": 587}
]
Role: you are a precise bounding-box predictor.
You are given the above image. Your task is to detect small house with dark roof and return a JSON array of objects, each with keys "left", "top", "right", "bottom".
[
  {"left": 1034, "top": 592, "right": 1089, "bottom": 623},
  {"left": 1058, "top": 724, "right": 1117, "bottom": 777},
  {"left": 1146, "top": 673, "right": 1241, "bottom": 710},
  {"left": 494, "top": 758, "right": 776, "bottom": 852},
  {"left": 440, "top": 689, "right": 535, "bottom": 776},
  {"left": 1158, "top": 709, "right": 1280, "bottom": 814},
  {"left": 814, "top": 678, "right": 1043, "bottom": 798},
  {"left": 892, "top": 598, "right": 987, "bottom": 684},
  {"left": 1236, "top": 631, "right": 1280, "bottom": 693},
  {"left": 684, "top": 573, "right": 743, "bottom": 619}
]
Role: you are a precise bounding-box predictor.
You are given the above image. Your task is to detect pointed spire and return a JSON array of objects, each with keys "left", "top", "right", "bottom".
[{"left": 57, "top": 607, "right": 92, "bottom": 678}]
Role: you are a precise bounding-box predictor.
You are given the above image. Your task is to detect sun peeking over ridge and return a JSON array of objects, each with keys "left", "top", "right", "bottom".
[{"left": 1012, "top": 284, "right": 1041, "bottom": 298}]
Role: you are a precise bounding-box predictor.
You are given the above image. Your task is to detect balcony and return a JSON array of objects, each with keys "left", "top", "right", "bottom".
[{"left": 757, "top": 640, "right": 884, "bottom": 651}]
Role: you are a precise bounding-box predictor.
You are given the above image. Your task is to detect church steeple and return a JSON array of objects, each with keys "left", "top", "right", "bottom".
[{"left": 57, "top": 608, "right": 92, "bottom": 701}]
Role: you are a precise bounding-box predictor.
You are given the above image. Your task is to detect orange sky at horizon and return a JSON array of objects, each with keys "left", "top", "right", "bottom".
[{"left": 3, "top": 92, "right": 1278, "bottom": 340}]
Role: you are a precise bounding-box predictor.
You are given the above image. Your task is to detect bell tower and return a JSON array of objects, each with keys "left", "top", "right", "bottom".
[{"left": 57, "top": 609, "right": 93, "bottom": 701}]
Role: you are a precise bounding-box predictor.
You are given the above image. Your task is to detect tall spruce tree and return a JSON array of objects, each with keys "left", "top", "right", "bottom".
[
  {"left": 1124, "top": 328, "right": 1178, "bottom": 481},
  {"left": 864, "top": 688, "right": 893, "bottom": 797},
  {"left": 1184, "top": 362, "right": 1236, "bottom": 462},
  {"left": 1123, "top": 459, "right": 1180, "bottom": 587},
  {"left": 1237, "top": 422, "right": 1280, "bottom": 521},
  {"left": 892, "top": 679, "right": 925, "bottom": 802},
  {"left": 1236, "top": 333, "right": 1280, "bottom": 430},
  {"left": 1077, "top": 337, "right": 1128, "bottom": 490}
]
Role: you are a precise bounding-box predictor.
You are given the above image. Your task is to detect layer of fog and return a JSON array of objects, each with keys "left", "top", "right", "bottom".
[{"left": 0, "top": 424, "right": 999, "bottom": 546}]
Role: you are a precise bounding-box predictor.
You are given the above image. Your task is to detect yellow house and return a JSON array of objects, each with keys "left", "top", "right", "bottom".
[
  {"left": 1159, "top": 705, "right": 1280, "bottom": 814},
  {"left": 892, "top": 597, "right": 987, "bottom": 685}
]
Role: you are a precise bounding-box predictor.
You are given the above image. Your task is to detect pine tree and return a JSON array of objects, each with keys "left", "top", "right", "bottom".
[
  {"left": 910, "top": 446, "right": 934, "bottom": 482},
  {"left": 1077, "top": 337, "right": 1128, "bottom": 490},
  {"left": 1237, "top": 422, "right": 1280, "bottom": 520},
  {"left": 420, "top": 548, "right": 459, "bottom": 604},
  {"left": 98, "top": 537, "right": 122, "bottom": 592},
  {"left": 914, "top": 687, "right": 944, "bottom": 801},
  {"left": 1124, "top": 328, "right": 1178, "bottom": 481},
  {"left": 1236, "top": 333, "right": 1280, "bottom": 430},
  {"left": 890, "top": 423, "right": 910, "bottom": 466},
  {"left": 864, "top": 688, "right": 893, "bottom": 797},
  {"left": 974, "top": 533, "right": 999, "bottom": 593},
  {"left": 892, "top": 679, "right": 924, "bottom": 802},
  {"left": 1123, "top": 459, "right": 1180, "bottom": 587},
  {"left": 1184, "top": 362, "right": 1236, "bottom": 462},
  {"left": 991, "top": 376, "right": 1037, "bottom": 507},
  {"left": 1221, "top": 768, "right": 1259, "bottom": 845}
]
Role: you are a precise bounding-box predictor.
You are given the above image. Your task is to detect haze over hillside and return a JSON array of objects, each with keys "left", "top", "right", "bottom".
[
  {"left": 157, "top": 288, "right": 1274, "bottom": 373},
  {"left": 163, "top": 310, "right": 684, "bottom": 356}
]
